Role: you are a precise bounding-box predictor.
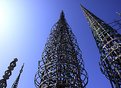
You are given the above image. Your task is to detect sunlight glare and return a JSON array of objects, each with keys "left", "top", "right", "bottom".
[{"left": 0, "top": 1, "right": 15, "bottom": 41}]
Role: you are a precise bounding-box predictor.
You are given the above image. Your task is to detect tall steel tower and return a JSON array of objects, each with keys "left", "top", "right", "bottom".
[
  {"left": 81, "top": 5, "right": 121, "bottom": 88},
  {"left": 34, "top": 11, "right": 88, "bottom": 88},
  {"left": 0, "top": 58, "right": 18, "bottom": 88},
  {"left": 11, "top": 64, "right": 24, "bottom": 88}
]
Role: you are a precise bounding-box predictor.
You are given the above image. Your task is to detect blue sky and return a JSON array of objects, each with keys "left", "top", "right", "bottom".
[{"left": 0, "top": 0, "right": 121, "bottom": 88}]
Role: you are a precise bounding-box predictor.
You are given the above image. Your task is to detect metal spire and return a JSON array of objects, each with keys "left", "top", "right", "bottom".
[
  {"left": 34, "top": 11, "right": 88, "bottom": 88},
  {"left": 81, "top": 4, "right": 121, "bottom": 88},
  {"left": 11, "top": 64, "right": 24, "bottom": 88},
  {"left": 0, "top": 58, "right": 18, "bottom": 88},
  {"left": 59, "top": 10, "right": 65, "bottom": 21}
]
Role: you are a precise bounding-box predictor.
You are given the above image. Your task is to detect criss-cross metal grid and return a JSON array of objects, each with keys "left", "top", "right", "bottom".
[
  {"left": 81, "top": 5, "right": 121, "bottom": 88},
  {"left": 34, "top": 11, "right": 88, "bottom": 88}
]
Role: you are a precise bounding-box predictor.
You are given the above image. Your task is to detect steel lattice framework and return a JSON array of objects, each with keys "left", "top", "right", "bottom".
[
  {"left": 34, "top": 11, "right": 88, "bottom": 88},
  {"left": 0, "top": 58, "right": 18, "bottom": 88},
  {"left": 11, "top": 64, "right": 24, "bottom": 88},
  {"left": 81, "top": 5, "right": 121, "bottom": 88}
]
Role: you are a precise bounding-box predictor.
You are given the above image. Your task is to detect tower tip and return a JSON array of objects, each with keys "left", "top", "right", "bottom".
[
  {"left": 20, "top": 63, "right": 24, "bottom": 73},
  {"left": 80, "top": 4, "right": 86, "bottom": 11},
  {"left": 80, "top": 4, "right": 83, "bottom": 8},
  {"left": 14, "top": 58, "right": 18, "bottom": 61},
  {"left": 60, "top": 10, "right": 65, "bottom": 19},
  {"left": 61, "top": 10, "right": 64, "bottom": 14},
  {"left": 22, "top": 63, "right": 24, "bottom": 68}
]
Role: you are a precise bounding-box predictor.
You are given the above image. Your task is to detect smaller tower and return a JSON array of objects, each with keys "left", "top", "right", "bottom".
[
  {"left": 0, "top": 58, "right": 18, "bottom": 88},
  {"left": 11, "top": 64, "right": 24, "bottom": 88}
]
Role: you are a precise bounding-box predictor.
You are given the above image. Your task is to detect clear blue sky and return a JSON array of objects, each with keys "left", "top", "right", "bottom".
[{"left": 0, "top": 0, "right": 121, "bottom": 88}]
